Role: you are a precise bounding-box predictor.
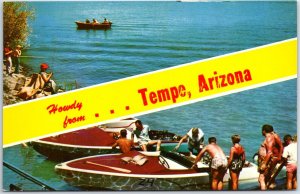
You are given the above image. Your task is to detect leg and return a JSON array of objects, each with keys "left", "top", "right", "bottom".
[
  {"left": 156, "top": 140, "right": 161, "bottom": 151},
  {"left": 230, "top": 170, "right": 239, "bottom": 190},
  {"left": 286, "top": 171, "right": 293, "bottom": 190},
  {"left": 15, "top": 57, "right": 20, "bottom": 73},
  {"left": 259, "top": 173, "right": 266, "bottom": 190},
  {"left": 147, "top": 140, "right": 161, "bottom": 151},
  {"left": 141, "top": 144, "right": 147, "bottom": 151},
  {"left": 292, "top": 171, "right": 297, "bottom": 189},
  {"left": 211, "top": 169, "right": 219, "bottom": 190},
  {"left": 217, "top": 168, "right": 227, "bottom": 190}
]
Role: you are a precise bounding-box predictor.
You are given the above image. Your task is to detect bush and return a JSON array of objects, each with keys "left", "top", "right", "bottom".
[{"left": 3, "top": 2, "right": 35, "bottom": 47}]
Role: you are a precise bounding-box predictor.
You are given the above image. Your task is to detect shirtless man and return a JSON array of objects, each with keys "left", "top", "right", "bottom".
[
  {"left": 112, "top": 129, "right": 134, "bottom": 153},
  {"left": 259, "top": 124, "right": 283, "bottom": 190},
  {"left": 191, "top": 137, "right": 227, "bottom": 190}
]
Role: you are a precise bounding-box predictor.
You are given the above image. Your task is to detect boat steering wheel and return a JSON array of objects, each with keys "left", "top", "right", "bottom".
[{"left": 158, "top": 156, "right": 170, "bottom": 169}]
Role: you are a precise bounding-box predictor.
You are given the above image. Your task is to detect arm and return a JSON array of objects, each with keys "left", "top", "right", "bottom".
[
  {"left": 274, "top": 134, "right": 283, "bottom": 160},
  {"left": 112, "top": 141, "right": 118, "bottom": 149},
  {"left": 173, "top": 134, "right": 188, "bottom": 151},
  {"left": 17, "top": 49, "right": 22, "bottom": 56},
  {"left": 242, "top": 146, "right": 246, "bottom": 163},
  {"left": 41, "top": 72, "right": 53, "bottom": 83},
  {"left": 131, "top": 130, "right": 135, "bottom": 141},
  {"left": 191, "top": 147, "right": 206, "bottom": 169},
  {"left": 261, "top": 136, "right": 273, "bottom": 170},
  {"left": 227, "top": 147, "right": 235, "bottom": 168},
  {"left": 5, "top": 49, "right": 13, "bottom": 56}
]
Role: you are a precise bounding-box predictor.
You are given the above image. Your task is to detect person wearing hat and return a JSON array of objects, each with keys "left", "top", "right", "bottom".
[
  {"left": 173, "top": 127, "right": 205, "bottom": 156},
  {"left": 40, "top": 63, "right": 53, "bottom": 83},
  {"left": 40, "top": 63, "right": 57, "bottom": 94},
  {"left": 12, "top": 45, "right": 22, "bottom": 74}
]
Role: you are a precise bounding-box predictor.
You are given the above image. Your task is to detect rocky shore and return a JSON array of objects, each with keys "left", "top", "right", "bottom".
[{"left": 3, "top": 63, "right": 31, "bottom": 106}]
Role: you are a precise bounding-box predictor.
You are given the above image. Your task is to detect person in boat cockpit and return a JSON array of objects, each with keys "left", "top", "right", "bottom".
[
  {"left": 173, "top": 127, "right": 204, "bottom": 156},
  {"left": 112, "top": 129, "right": 134, "bottom": 153},
  {"left": 86, "top": 19, "right": 90, "bottom": 23},
  {"left": 132, "top": 120, "right": 161, "bottom": 151},
  {"left": 92, "top": 18, "right": 99, "bottom": 23}
]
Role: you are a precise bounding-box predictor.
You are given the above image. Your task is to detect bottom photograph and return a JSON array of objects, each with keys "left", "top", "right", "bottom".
[{"left": 3, "top": 80, "right": 297, "bottom": 191}]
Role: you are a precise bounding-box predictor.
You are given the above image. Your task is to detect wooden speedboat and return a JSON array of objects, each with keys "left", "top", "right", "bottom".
[
  {"left": 31, "top": 118, "right": 182, "bottom": 161},
  {"left": 75, "top": 21, "right": 112, "bottom": 30},
  {"left": 55, "top": 151, "right": 259, "bottom": 191}
]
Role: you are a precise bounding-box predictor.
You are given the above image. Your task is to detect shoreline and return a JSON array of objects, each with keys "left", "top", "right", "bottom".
[{"left": 2, "top": 62, "right": 31, "bottom": 106}]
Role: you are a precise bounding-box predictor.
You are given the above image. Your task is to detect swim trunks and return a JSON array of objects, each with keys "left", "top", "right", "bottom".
[
  {"left": 211, "top": 157, "right": 228, "bottom": 170},
  {"left": 286, "top": 163, "right": 297, "bottom": 173}
]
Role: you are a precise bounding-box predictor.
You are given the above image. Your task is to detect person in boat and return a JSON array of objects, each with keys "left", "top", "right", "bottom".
[
  {"left": 103, "top": 18, "right": 109, "bottom": 24},
  {"left": 92, "top": 18, "right": 99, "bottom": 24},
  {"left": 112, "top": 129, "right": 134, "bottom": 153},
  {"left": 227, "top": 134, "right": 246, "bottom": 190},
  {"left": 191, "top": 137, "right": 227, "bottom": 191},
  {"left": 282, "top": 135, "right": 297, "bottom": 190},
  {"left": 258, "top": 124, "right": 283, "bottom": 190},
  {"left": 86, "top": 19, "right": 90, "bottom": 23},
  {"left": 173, "top": 127, "right": 204, "bottom": 156},
  {"left": 132, "top": 120, "right": 161, "bottom": 151}
]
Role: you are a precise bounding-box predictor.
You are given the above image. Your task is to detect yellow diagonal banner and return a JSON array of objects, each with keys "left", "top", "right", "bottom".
[{"left": 3, "top": 38, "right": 297, "bottom": 147}]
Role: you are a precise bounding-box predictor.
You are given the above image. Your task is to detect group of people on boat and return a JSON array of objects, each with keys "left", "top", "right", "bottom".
[
  {"left": 112, "top": 121, "right": 297, "bottom": 191},
  {"left": 85, "top": 17, "right": 110, "bottom": 24}
]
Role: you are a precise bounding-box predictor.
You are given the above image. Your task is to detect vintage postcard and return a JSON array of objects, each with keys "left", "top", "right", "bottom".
[{"left": 2, "top": 0, "right": 297, "bottom": 191}]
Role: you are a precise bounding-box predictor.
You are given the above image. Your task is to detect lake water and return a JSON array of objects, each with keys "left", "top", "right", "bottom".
[{"left": 3, "top": 1, "right": 297, "bottom": 191}]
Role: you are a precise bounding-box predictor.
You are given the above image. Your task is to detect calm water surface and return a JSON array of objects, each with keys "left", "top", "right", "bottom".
[{"left": 3, "top": 1, "right": 297, "bottom": 191}]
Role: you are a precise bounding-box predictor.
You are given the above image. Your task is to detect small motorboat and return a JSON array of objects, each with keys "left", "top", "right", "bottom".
[
  {"left": 75, "top": 21, "right": 112, "bottom": 30},
  {"left": 55, "top": 151, "right": 259, "bottom": 191},
  {"left": 31, "top": 118, "right": 182, "bottom": 161}
]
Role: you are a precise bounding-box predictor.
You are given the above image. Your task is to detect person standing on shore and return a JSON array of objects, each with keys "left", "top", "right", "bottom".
[
  {"left": 227, "top": 134, "right": 246, "bottom": 190},
  {"left": 12, "top": 45, "right": 22, "bottom": 74},
  {"left": 191, "top": 137, "right": 227, "bottom": 190},
  {"left": 282, "top": 135, "right": 297, "bottom": 190},
  {"left": 4, "top": 42, "right": 13, "bottom": 75}
]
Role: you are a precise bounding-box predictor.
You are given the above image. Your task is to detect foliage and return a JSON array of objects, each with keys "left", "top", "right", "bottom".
[{"left": 3, "top": 2, "right": 35, "bottom": 47}]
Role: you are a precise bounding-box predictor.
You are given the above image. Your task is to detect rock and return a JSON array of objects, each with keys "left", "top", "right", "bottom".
[{"left": 3, "top": 64, "right": 30, "bottom": 106}]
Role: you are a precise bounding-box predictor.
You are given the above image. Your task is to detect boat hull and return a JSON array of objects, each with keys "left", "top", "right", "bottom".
[
  {"left": 55, "top": 151, "right": 259, "bottom": 190},
  {"left": 31, "top": 118, "right": 182, "bottom": 161},
  {"left": 31, "top": 140, "right": 119, "bottom": 161},
  {"left": 55, "top": 152, "right": 210, "bottom": 190},
  {"left": 75, "top": 21, "right": 112, "bottom": 30},
  {"left": 55, "top": 169, "right": 209, "bottom": 190}
]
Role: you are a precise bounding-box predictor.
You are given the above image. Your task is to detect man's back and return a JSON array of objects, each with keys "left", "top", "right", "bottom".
[
  {"left": 205, "top": 143, "right": 226, "bottom": 159},
  {"left": 116, "top": 138, "right": 133, "bottom": 153}
]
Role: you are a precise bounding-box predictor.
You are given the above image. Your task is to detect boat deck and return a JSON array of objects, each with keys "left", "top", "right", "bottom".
[
  {"left": 66, "top": 151, "right": 197, "bottom": 175},
  {"left": 41, "top": 127, "right": 116, "bottom": 146}
]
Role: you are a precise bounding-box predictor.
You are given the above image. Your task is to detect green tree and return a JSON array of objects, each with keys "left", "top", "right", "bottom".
[{"left": 3, "top": 2, "right": 35, "bottom": 47}]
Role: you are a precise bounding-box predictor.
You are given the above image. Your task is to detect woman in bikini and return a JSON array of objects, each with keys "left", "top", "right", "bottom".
[{"left": 227, "top": 134, "right": 245, "bottom": 190}]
